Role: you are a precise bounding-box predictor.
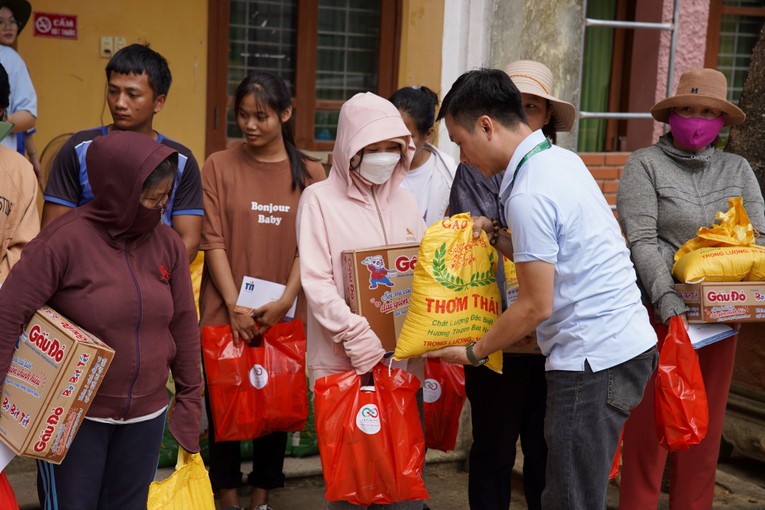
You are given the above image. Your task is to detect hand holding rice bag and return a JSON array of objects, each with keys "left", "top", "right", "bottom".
[{"left": 394, "top": 213, "right": 503, "bottom": 373}]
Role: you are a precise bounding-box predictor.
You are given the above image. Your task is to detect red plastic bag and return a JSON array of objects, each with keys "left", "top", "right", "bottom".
[
  {"left": 202, "top": 321, "right": 308, "bottom": 441},
  {"left": 314, "top": 364, "right": 428, "bottom": 506},
  {"left": 0, "top": 472, "right": 19, "bottom": 510},
  {"left": 423, "top": 358, "right": 466, "bottom": 452},
  {"left": 655, "top": 316, "right": 709, "bottom": 452},
  {"left": 609, "top": 428, "right": 624, "bottom": 479}
]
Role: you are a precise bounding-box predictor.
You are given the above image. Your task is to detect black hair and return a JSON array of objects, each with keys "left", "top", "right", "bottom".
[
  {"left": 234, "top": 71, "right": 311, "bottom": 191},
  {"left": 0, "top": 63, "right": 8, "bottom": 110},
  {"left": 437, "top": 68, "right": 527, "bottom": 131},
  {"left": 143, "top": 154, "right": 179, "bottom": 195},
  {"left": 389, "top": 86, "right": 439, "bottom": 136},
  {"left": 106, "top": 43, "right": 172, "bottom": 98}
]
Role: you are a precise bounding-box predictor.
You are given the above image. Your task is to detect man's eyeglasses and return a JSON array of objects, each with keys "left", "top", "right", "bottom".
[{"left": 0, "top": 18, "right": 18, "bottom": 28}]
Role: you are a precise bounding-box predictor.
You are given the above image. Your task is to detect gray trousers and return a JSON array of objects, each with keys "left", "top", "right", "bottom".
[{"left": 541, "top": 347, "right": 657, "bottom": 509}]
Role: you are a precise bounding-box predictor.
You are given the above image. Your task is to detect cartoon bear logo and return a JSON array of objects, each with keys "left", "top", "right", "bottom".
[{"left": 362, "top": 255, "right": 394, "bottom": 289}]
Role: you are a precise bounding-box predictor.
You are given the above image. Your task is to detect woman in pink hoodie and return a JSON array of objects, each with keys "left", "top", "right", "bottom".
[{"left": 297, "top": 92, "right": 427, "bottom": 509}]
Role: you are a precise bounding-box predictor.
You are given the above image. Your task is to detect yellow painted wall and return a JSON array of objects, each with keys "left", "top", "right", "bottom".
[
  {"left": 17, "top": 0, "right": 207, "bottom": 164},
  {"left": 398, "top": 0, "right": 444, "bottom": 95}
]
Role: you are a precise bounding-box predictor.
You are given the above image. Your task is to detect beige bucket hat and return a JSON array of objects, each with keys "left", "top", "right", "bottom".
[
  {"left": 650, "top": 68, "right": 745, "bottom": 127},
  {"left": 503, "top": 60, "right": 576, "bottom": 132}
]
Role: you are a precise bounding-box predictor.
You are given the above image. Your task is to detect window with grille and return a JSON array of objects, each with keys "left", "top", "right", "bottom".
[
  {"left": 206, "top": 0, "right": 401, "bottom": 156},
  {"left": 705, "top": 0, "right": 765, "bottom": 144},
  {"left": 707, "top": 0, "right": 765, "bottom": 104}
]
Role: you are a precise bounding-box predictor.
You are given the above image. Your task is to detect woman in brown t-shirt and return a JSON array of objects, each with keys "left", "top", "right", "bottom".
[{"left": 199, "top": 71, "right": 325, "bottom": 510}]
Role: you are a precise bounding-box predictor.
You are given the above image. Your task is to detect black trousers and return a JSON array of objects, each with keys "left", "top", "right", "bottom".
[
  {"left": 204, "top": 381, "right": 287, "bottom": 492},
  {"left": 464, "top": 354, "right": 547, "bottom": 510},
  {"left": 37, "top": 413, "right": 166, "bottom": 510}
]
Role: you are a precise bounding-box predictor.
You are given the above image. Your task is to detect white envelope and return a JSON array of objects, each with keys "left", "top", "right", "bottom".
[
  {"left": 0, "top": 439, "right": 14, "bottom": 473},
  {"left": 234, "top": 276, "right": 297, "bottom": 319},
  {"left": 686, "top": 323, "right": 736, "bottom": 350}
]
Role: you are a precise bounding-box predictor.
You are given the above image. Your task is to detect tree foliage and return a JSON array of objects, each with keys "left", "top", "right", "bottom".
[{"left": 727, "top": 24, "right": 765, "bottom": 197}]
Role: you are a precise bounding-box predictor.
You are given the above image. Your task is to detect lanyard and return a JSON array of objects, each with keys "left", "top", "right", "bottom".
[{"left": 509, "top": 138, "right": 551, "bottom": 188}]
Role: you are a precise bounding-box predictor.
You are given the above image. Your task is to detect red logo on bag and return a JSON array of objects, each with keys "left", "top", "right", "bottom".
[
  {"left": 248, "top": 364, "right": 269, "bottom": 389},
  {"left": 395, "top": 255, "right": 417, "bottom": 272},
  {"left": 440, "top": 218, "right": 469, "bottom": 230},
  {"left": 361, "top": 407, "right": 378, "bottom": 418},
  {"left": 706, "top": 290, "right": 746, "bottom": 302},
  {"left": 160, "top": 265, "right": 171, "bottom": 282}
]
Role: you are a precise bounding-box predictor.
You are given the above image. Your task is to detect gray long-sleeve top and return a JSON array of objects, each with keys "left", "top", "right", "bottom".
[{"left": 617, "top": 134, "right": 765, "bottom": 324}]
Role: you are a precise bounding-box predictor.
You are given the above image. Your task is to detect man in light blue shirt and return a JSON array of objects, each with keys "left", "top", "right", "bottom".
[{"left": 426, "top": 68, "right": 657, "bottom": 509}]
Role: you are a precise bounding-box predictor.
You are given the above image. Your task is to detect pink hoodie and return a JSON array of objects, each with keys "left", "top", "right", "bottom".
[{"left": 297, "top": 92, "right": 426, "bottom": 385}]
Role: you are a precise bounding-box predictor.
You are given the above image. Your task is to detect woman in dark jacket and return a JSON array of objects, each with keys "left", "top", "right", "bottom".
[{"left": 0, "top": 130, "right": 202, "bottom": 509}]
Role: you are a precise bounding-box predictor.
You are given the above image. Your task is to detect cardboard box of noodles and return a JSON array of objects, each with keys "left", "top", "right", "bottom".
[
  {"left": 0, "top": 307, "right": 114, "bottom": 464},
  {"left": 675, "top": 282, "right": 765, "bottom": 323},
  {"left": 342, "top": 243, "right": 419, "bottom": 352}
]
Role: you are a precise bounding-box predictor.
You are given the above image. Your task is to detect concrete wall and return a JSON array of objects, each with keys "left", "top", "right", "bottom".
[
  {"left": 652, "top": 0, "right": 711, "bottom": 142},
  {"left": 437, "top": 0, "right": 493, "bottom": 161},
  {"left": 19, "top": 0, "right": 443, "bottom": 167},
  {"left": 489, "top": 0, "right": 584, "bottom": 151},
  {"left": 399, "top": 0, "right": 445, "bottom": 93},
  {"left": 437, "top": 0, "right": 584, "bottom": 157},
  {"left": 18, "top": 0, "right": 208, "bottom": 162}
]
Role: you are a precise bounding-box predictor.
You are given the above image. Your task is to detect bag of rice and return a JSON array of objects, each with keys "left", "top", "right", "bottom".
[
  {"left": 394, "top": 213, "right": 503, "bottom": 373},
  {"left": 672, "top": 245, "right": 765, "bottom": 283},
  {"left": 672, "top": 197, "right": 765, "bottom": 282}
]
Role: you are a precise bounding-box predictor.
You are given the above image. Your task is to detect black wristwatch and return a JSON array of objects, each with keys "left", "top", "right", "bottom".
[{"left": 465, "top": 342, "right": 489, "bottom": 367}]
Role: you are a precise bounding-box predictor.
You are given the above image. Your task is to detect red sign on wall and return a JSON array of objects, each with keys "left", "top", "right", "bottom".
[{"left": 33, "top": 12, "right": 77, "bottom": 40}]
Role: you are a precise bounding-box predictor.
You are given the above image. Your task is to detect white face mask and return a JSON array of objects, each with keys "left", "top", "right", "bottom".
[{"left": 357, "top": 152, "right": 400, "bottom": 184}]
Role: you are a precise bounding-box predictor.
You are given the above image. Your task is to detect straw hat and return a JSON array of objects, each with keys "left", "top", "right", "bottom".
[
  {"left": 503, "top": 60, "right": 576, "bottom": 132},
  {"left": 650, "top": 68, "right": 745, "bottom": 126}
]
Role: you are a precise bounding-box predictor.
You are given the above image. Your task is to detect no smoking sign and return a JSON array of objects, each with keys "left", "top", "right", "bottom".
[{"left": 33, "top": 12, "right": 77, "bottom": 40}]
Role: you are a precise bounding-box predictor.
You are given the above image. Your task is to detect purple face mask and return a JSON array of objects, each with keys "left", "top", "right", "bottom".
[{"left": 668, "top": 111, "right": 725, "bottom": 151}]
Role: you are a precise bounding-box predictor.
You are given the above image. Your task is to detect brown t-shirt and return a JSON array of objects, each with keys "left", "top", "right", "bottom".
[{"left": 199, "top": 144, "right": 326, "bottom": 326}]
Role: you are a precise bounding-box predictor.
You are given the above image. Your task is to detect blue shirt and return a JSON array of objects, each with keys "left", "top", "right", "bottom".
[
  {"left": 0, "top": 46, "right": 37, "bottom": 153},
  {"left": 44, "top": 127, "right": 204, "bottom": 225},
  {"left": 499, "top": 130, "right": 656, "bottom": 371}
]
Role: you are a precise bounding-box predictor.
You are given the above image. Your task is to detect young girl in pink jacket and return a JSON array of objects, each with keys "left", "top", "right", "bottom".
[{"left": 297, "top": 92, "right": 427, "bottom": 509}]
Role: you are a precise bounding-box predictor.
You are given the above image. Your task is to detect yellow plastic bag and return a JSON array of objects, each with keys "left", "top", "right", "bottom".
[
  {"left": 190, "top": 251, "right": 205, "bottom": 317},
  {"left": 672, "top": 245, "right": 765, "bottom": 282},
  {"left": 674, "top": 197, "right": 757, "bottom": 262},
  {"left": 672, "top": 197, "right": 765, "bottom": 282},
  {"left": 394, "top": 213, "right": 503, "bottom": 373},
  {"left": 147, "top": 448, "right": 215, "bottom": 510}
]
